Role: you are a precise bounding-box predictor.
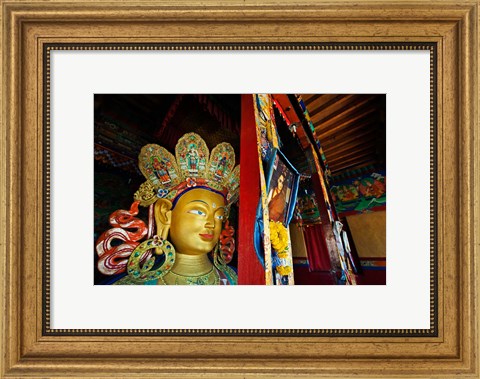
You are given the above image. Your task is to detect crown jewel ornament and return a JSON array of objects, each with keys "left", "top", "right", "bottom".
[{"left": 134, "top": 133, "right": 240, "bottom": 207}]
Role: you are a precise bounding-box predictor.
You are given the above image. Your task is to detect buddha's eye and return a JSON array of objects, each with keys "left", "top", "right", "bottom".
[
  {"left": 216, "top": 214, "right": 224, "bottom": 220},
  {"left": 188, "top": 209, "right": 206, "bottom": 217}
]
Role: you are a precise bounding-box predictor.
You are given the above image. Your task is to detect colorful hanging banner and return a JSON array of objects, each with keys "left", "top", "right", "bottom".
[
  {"left": 293, "top": 188, "right": 322, "bottom": 226},
  {"left": 252, "top": 94, "right": 275, "bottom": 285}
]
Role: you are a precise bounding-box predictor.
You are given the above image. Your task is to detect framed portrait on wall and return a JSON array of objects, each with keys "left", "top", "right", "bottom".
[{"left": 265, "top": 149, "right": 300, "bottom": 226}]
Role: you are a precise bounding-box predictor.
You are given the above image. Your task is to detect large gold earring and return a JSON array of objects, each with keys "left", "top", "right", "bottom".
[{"left": 124, "top": 236, "right": 175, "bottom": 283}]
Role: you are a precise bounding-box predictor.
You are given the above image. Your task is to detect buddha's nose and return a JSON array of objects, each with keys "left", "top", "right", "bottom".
[{"left": 205, "top": 214, "right": 215, "bottom": 228}]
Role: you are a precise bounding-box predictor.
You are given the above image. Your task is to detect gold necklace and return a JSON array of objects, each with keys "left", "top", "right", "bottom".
[{"left": 165, "top": 267, "right": 220, "bottom": 285}]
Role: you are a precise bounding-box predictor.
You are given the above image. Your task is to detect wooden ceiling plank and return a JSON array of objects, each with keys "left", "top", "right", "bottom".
[
  {"left": 309, "top": 94, "right": 355, "bottom": 123},
  {"left": 318, "top": 119, "right": 373, "bottom": 145},
  {"left": 331, "top": 159, "right": 379, "bottom": 174},
  {"left": 326, "top": 147, "right": 377, "bottom": 168},
  {"left": 315, "top": 108, "right": 377, "bottom": 140},
  {"left": 321, "top": 128, "right": 377, "bottom": 151},
  {"left": 302, "top": 96, "right": 337, "bottom": 118},
  {"left": 325, "top": 141, "right": 377, "bottom": 161},
  {"left": 302, "top": 94, "right": 322, "bottom": 106},
  {"left": 328, "top": 153, "right": 377, "bottom": 170},
  {"left": 313, "top": 95, "right": 376, "bottom": 130}
]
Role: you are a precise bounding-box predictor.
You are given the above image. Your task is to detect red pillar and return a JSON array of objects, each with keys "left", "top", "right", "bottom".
[{"left": 238, "top": 94, "right": 265, "bottom": 284}]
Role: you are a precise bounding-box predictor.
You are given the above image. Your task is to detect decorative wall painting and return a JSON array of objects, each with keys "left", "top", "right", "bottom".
[{"left": 330, "top": 171, "right": 386, "bottom": 216}]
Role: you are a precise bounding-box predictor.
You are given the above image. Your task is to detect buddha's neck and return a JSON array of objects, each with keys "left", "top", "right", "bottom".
[{"left": 170, "top": 253, "right": 212, "bottom": 276}]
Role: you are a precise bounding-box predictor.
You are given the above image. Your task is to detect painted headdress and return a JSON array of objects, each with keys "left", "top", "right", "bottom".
[{"left": 134, "top": 132, "right": 240, "bottom": 207}]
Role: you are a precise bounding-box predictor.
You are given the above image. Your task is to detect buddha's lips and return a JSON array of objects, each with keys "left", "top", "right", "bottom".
[{"left": 199, "top": 233, "right": 214, "bottom": 240}]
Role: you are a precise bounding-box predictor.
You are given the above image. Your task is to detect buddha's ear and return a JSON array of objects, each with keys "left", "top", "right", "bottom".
[{"left": 154, "top": 198, "right": 172, "bottom": 240}]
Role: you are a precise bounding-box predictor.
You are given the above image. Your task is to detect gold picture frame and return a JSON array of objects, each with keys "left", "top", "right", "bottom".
[{"left": 1, "top": 1, "right": 478, "bottom": 377}]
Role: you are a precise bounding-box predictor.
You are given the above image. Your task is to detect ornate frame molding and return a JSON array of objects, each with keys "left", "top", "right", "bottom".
[{"left": 1, "top": 1, "right": 478, "bottom": 377}]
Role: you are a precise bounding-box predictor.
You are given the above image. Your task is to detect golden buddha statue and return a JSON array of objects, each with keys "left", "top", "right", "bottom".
[{"left": 101, "top": 132, "right": 239, "bottom": 285}]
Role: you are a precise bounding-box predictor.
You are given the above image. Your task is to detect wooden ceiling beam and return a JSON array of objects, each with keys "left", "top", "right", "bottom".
[
  {"left": 309, "top": 94, "right": 355, "bottom": 123},
  {"left": 315, "top": 108, "right": 377, "bottom": 140},
  {"left": 331, "top": 159, "right": 379, "bottom": 174},
  {"left": 328, "top": 148, "right": 376, "bottom": 163},
  {"left": 318, "top": 119, "right": 373, "bottom": 145},
  {"left": 303, "top": 96, "right": 338, "bottom": 117},
  {"left": 321, "top": 127, "right": 376, "bottom": 151},
  {"left": 326, "top": 143, "right": 377, "bottom": 164},
  {"left": 302, "top": 94, "right": 323, "bottom": 106},
  {"left": 325, "top": 141, "right": 377, "bottom": 162},
  {"left": 313, "top": 95, "right": 376, "bottom": 130},
  {"left": 328, "top": 152, "right": 377, "bottom": 170}
]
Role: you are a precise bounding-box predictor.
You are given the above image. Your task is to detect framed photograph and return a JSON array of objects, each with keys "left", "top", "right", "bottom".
[
  {"left": 1, "top": 1, "right": 478, "bottom": 378},
  {"left": 265, "top": 149, "right": 300, "bottom": 226}
]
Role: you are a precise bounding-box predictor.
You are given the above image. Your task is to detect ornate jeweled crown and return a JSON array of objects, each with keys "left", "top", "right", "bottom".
[{"left": 134, "top": 133, "right": 240, "bottom": 207}]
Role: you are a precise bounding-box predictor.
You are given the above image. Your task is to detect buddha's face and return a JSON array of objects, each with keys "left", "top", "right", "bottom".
[
  {"left": 277, "top": 174, "right": 285, "bottom": 192},
  {"left": 169, "top": 188, "right": 226, "bottom": 255}
]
